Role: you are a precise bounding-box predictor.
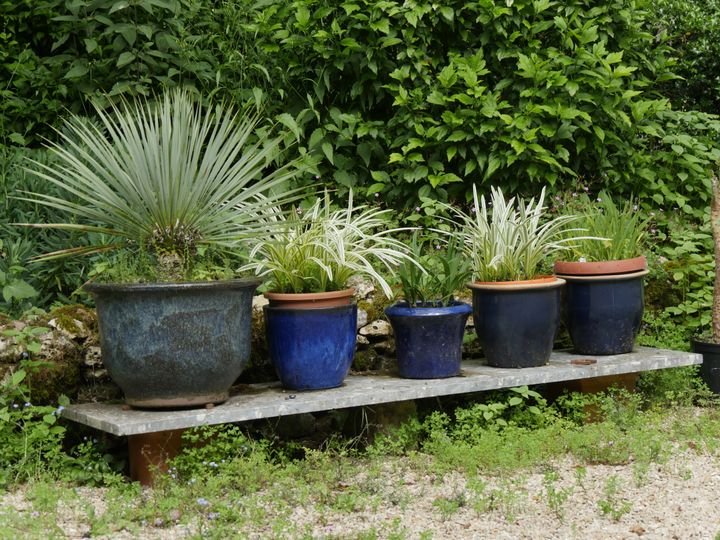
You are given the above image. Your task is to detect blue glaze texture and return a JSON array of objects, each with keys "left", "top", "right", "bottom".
[
  {"left": 85, "top": 279, "right": 260, "bottom": 408},
  {"left": 385, "top": 301, "right": 472, "bottom": 378},
  {"left": 471, "top": 284, "right": 562, "bottom": 368},
  {"left": 264, "top": 304, "right": 357, "bottom": 390},
  {"left": 564, "top": 276, "right": 644, "bottom": 355}
]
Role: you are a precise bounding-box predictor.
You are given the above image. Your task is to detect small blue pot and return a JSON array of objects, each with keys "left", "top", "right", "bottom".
[
  {"left": 469, "top": 278, "right": 564, "bottom": 368},
  {"left": 560, "top": 270, "right": 647, "bottom": 355},
  {"left": 385, "top": 301, "right": 472, "bottom": 379},
  {"left": 264, "top": 304, "right": 357, "bottom": 390}
]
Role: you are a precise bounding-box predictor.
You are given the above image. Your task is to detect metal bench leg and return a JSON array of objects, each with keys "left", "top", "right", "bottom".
[{"left": 128, "top": 429, "right": 185, "bottom": 486}]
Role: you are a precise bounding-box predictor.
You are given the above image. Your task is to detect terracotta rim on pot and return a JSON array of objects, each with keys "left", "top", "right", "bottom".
[
  {"left": 555, "top": 268, "right": 649, "bottom": 282},
  {"left": 553, "top": 255, "right": 647, "bottom": 276},
  {"left": 264, "top": 287, "right": 355, "bottom": 308},
  {"left": 467, "top": 275, "right": 565, "bottom": 291}
]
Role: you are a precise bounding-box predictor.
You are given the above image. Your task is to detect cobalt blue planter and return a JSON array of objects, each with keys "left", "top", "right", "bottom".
[
  {"left": 85, "top": 279, "right": 260, "bottom": 409},
  {"left": 469, "top": 278, "right": 564, "bottom": 368},
  {"left": 385, "top": 301, "right": 472, "bottom": 379},
  {"left": 264, "top": 304, "right": 357, "bottom": 390},
  {"left": 558, "top": 270, "right": 647, "bottom": 355}
]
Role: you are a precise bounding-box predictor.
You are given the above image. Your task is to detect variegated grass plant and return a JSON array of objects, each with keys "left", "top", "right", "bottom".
[
  {"left": 17, "top": 90, "right": 301, "bottom": 281},
  {"left": 562, "top": 190, "right": 647, "bottom": 262},
  {"left": 241, "top": 191, "right": 416, "bottom": 297},
  {"left": 443, "top": 185, "right": 582, "bottom": 282}
]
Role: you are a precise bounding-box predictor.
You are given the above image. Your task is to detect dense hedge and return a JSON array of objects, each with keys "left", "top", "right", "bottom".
[
  {"left": 652, "top": 0, "right": 720, "bottom": 114},
  {"left": 2, "top": 0, "right": 720, "bottom": 215}
]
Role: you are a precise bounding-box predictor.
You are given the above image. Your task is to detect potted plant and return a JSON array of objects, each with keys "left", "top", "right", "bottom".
[
  {"left": 384, "top": 235, "right": 473, "bottom": 378},
  {"left": 692, "top": 174, "right": 720, "bottom": 393},
  {"left": 444, "top": 185, "right": 580, "bottom": 368},
  {"left": 242, "top": 191, "right": 414, "bottom": 390},
  {"left": 19, "top": 90, "right": 300, "bottom": 408},
  {"left": 554, "top": 191, "right": 649, "bottom": 355}
]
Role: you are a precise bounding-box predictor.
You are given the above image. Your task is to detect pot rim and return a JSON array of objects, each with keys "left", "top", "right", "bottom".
[
  {"left": 555, "top": 269, "right": 649, "bottom": 282},
  {"left": 84, "top": 277, "right": 262, "bottom": 294},
  {"left": 263, "top": 287, "right": 355, "bottom": 301},
  {"left": 553, "top": 255, "right": 647, "bottom": 276},
  {"left": 264, "top": 303, "right": 358, "bottom": 314},
  {"left": 385, "top": 300, "right": 472, "bottom": 318},
  {"left": 467, "top": 275, "right": 565, "bottom": 291}
]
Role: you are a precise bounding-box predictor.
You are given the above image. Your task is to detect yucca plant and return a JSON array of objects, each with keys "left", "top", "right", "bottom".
[
  {"left": 563, "top": 190, "right": 647, "bottom": 262},
  {"left": 18, "top": 89, "right": 301, "bottom": 281},
  {"left": 242, "top": 191, "right": 414, "bottom": 296},
  {"left": 444, "top": 185, "right": 581, "bottom": 282}
]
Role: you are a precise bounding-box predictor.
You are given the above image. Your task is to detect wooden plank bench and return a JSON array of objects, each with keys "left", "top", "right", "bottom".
[{"left": 61, "top": 347, "right": 701, "bottom": 484}]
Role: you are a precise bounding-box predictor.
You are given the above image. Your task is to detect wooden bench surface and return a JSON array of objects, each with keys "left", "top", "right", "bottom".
[{"left": 62, "top": 347, "right": 701, "bottom": 436}]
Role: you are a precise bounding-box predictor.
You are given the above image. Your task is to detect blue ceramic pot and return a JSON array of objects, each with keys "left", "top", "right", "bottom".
[
  {"left": 559, "top": 270, "right": 647, "bottom": 355},
  {"left": 85, "top": 279, "right": 260, "bottom": 409},
  {"left": 385, "top": 301, "right": 472, "bottom": 379},
  {"left": 264, "top": 304, "right": 357, "bottom": 390},
  {"left": 469, "top": 278, "right": 564, "bottom": 368}
]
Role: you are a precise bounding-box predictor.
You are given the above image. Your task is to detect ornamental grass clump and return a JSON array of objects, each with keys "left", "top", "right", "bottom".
[
  {"left": 562, "top": 190, "right": 647, "bottom": 262},
  {"left": 18, "top": 90, "right": 301, "bottom": 282},
  {"left": 395, "top": 234, "right": 472, "bottom": 306},
  {"left": 444, "top": 185, "right": 582, "bottom": 282},
  {"left": 242, "top": 191, "right": 415, "bottom": 297}
]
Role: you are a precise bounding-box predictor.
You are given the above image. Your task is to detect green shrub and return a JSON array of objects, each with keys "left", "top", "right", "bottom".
[
  {"left": 0, "top": 147, "right": 92, "bottom": 312},
  {"left": 652, "top": 0, "right": 720, "bottom": 113}
]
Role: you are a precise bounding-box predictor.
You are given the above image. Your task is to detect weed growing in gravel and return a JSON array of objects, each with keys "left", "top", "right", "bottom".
[
  {"left": 432, "top": 489, "right": 467, "bottom": 520},
  {"left": 542, "top": 468, "right": 573, "bottom": 522},
  {"left": 597, "top": 475, "right": 632, "bottom": 521}
]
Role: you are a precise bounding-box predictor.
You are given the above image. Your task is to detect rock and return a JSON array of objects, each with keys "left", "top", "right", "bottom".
[
  {"left": 83, "top": 346, "right": 103, "bottom": 368},
  {"left": 356, "top": 335, "right": 370, "bottom": 350},
  {"left": 252, "top": 295, "right": 269, "bottom": 312},
  {"left": 465, "top": 315, "right": 474, "bottom": 328},
  {"left": 356, "top": 308, "right": 368, "bottom": 330},
  {"left": 359, "top": 320, "right": 392, "bottom": 339},
  {"left": 48, "top": 317, "right": 90, "bottom": 340},
  {"left": 347, "top": 276, "right": 375, "bottom": 300}
]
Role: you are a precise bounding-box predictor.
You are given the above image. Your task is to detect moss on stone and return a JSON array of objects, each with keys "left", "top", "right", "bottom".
[
  {"left": 26, "top": 355, "right": 82, "bottom": 405},
  {"left": 44, "top": 304, "right": 98, "bottom": 336}
]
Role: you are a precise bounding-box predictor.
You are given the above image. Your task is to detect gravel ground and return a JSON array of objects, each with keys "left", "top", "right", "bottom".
[{"left": 2, "top": 450, "right": 720, "bottom": 539}]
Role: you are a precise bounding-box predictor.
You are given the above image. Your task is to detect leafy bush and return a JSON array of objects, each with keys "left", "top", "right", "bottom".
[
  {"left": 0, "top": 147, "right": 92, "bottom": 313},
  {"left": 231, "top": 0, "right": 718, "bottom": 211},
  {"left": 651, "top": 0, "right": 720, "bottom": 113},
  {"left": 6, "top": 0, "right": 720, "bottom": 217}
]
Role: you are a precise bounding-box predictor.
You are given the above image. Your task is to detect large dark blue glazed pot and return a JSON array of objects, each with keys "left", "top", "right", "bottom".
[
  {"left": 385, "top": 301, "right": 472, "bottom": 378},
  {"left": 558, "top": 270, "right": 647, "bottom": 355},
  {"left": 692, "top": 339, "right": 720, "bottom": 394},
  {"left": 264, "top": 304, "right": 357, "bottom": 390},
  {"left": 469, "top": 277, "right": 564, "bottom": 368},
  {"left": 85, "top": 279, "right": 260, "bottom": 409}
]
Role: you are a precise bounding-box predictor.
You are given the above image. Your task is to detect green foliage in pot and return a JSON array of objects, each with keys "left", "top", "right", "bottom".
[
  {"left": 395, "top": 234, "right": 472, "bottom": 306},
  {"left": 561, "top": 191, "right": 648, "bottom": 262},
  {"left": 443, "top": 185, "right": 581, "bottom": 282},
  {"left": 241, "top": 191, "right": 414, "bottom": 297},
  {"left": 18, "top": 90, "right": 302, "bottom": 283}
]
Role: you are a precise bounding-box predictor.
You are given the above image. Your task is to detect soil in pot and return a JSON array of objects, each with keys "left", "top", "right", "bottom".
[
  {"left": 556, "top": 270, "right": 647, "bottom": 355},
  {"left": 385, "top": 301, "right": 472, "bottom": 379},
  {"left": 468, "top": 277, "right": 564, "bottom": 368},
  {"left": 264, "top": 303, "right": 357, "bottom": 390}
]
